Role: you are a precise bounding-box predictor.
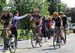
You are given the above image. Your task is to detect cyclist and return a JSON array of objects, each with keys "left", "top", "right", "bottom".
[
  {"left": 41, "top": 16, "right": 47, "bottom": 38},
  {"left": 59, "top": 12, "right": 67, "bottom": 29},
  {"left": 46, "top": 17, "right": 52, "bottom": 39},
  {"left": 0, "top": 8, "right": 13, "bottom": 51},
  {"left": 59, "top": 12, "right": 67, "bottom": 43},
  {"left": 52, "top": 12, "right": 62, "bottom": 43},
  {"left": 11, "top": 11, "right": 30, "bottom": 47},
  {"left": 32, "top": 8, "right": 42, "bottom": 36}
]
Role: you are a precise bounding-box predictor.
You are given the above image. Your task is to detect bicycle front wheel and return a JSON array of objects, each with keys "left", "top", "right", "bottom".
[
  {"left": 31, "top": 35, "right": 37, "bottom": 48},
  {"left": 9, "top": 34, "right": 16, "bottom": 53}
]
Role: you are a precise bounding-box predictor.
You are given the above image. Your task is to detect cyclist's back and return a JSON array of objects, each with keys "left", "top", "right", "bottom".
[
  {"left": 62, "top": 15, "right": 67, "bottom": 28},
  {"left": 52, "top": 17, "right": 61, "bottom": 28},
  {"left": 59, "top": 12, "right": 67, "bottom": 28}
]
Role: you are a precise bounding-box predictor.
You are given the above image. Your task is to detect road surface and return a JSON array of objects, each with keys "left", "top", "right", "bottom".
[{"left": 0, "top": 33, "right": 75, "bottom": 53}]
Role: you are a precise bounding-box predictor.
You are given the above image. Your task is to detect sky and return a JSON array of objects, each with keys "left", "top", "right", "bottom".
[{"left": 61, "top": 0, "right": 75, "bottom": 8}]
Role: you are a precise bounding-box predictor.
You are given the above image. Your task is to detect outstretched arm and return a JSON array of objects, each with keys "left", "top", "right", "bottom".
[{"left": 14, "top": 14, "right": 28, "bottom": 20}]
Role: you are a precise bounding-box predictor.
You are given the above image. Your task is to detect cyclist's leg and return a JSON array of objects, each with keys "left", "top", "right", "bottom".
[
  {"left": 11, "top": 27, "right": 17, "bottom": 47},
  {"left": 47, "top": 29, "right": 52, "bottom": 39},
  {"left": 63, "top": 25, "right": 66, "bottom": 43},
  {"left": 55, "top": 27, "right": 61, "bottom": 43},
  {"left": 60, "top": 25, "right": 66, "bottom": 44},
  {"left": 3, "top": 29, "right": 9, "bottom": 50}
]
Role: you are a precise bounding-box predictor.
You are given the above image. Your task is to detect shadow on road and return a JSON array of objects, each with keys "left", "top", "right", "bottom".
[
  {"left": 17, "top": 47, "right": 33, "bottom": 50},
  {"left": 41, "top": 45, "right": 60, "bottom": 51},
  {"left": 41, "top": 47, "right": 60, "bottom": 51}
]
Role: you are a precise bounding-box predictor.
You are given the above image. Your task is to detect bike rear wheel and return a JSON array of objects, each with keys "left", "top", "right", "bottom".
[
  {"left": 31, "top": 33, "right": 42, "bottom": 48},
  {"left": 31, "top": 35, "right": 37, "bottom": 48},
  {"left": 53, "top": 35, "right": 62, "bottom": 49},
  {"left": 0, "top": 36, "right": 3, "bottom": 46},
  {"left": 9, "top": 34, "right": 16, "bottom": 53}
]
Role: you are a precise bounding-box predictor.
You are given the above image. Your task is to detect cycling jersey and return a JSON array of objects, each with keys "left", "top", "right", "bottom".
[
  {"left": 62, "top": 16, "right": 67, "bottom": 26},
  {"left": 52, "top": 17, "right": 61, "bottom": 27},
  {"left": 1, "top": 13, "right": 12, "bottom": 25},
  {"left": 32, "top": 14, "right": 41, "bottom": 19},
  {"left": 32, "top": 14, "right": 41, "bottom": 25},
  {"left": 35, "top": 19, "right": 40, "bottom": 25},
  {"left": 46, "top": 20, "right": 52, "bottom": 29}
]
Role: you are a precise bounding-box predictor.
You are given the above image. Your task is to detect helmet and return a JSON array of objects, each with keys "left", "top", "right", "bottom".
[{"left": 59, "top": 12, "right": 64, "bottom": 14}]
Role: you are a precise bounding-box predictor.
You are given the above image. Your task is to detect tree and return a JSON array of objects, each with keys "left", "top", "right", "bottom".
[
  {"left": 0, "top": 0, "right": 6, "bottom": 14},
  {"left": 14, "top": 0, "right": 49, "bottom": 29},
  {"left": 58, "top": 2, "right": 67, "bottom": 13},
  {"left": 48, "top": 0, "right": 67, "bottom": 15},
  {"left": 66, "top": 8, "right": 75, "bottom": 23}
]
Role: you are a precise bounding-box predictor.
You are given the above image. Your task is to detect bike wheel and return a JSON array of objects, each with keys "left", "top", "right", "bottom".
[
  {"left": 39, "top": 39, "right": 42, "bottom": 47},
  {"left": 31, "top": 35, "right": 37, "bottom": 48},
  {"left": 53, "top": 35, "right": 61, "bottom": 49},
  {"left": 53, "top": 35, "right": 57, "bottom": 49},
  {"left": 38, "top": 35, "right": 42, "bottom": 47},
  {"left": 0, "top": 36, "right": 3, "bottom": 46},
  {"left": 64, "top": 31, "right": 67, "bottom": 43},
  {"left": 57, "top": 37, "right": 61, "bottom": 48},
  {"left": 9, "top": 35, "right": 16, "bottom": 53},
  {"left": 62, "top": 30, "right": 66, "bottom": 44}
]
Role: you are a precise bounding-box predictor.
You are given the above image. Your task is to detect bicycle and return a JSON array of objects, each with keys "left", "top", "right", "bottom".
[
  {"left": 0, "top": 34, "right": 3, "bottom": 46},
  {"left": 31, "top": 29, "right": 42, "bottom": 48},
  {"left": 0, "top": 29, "right": 4, "bottom": 46},
  {"left": 53, "top": 27, "right": 62, "bottom": 49},
  {"left": 61, "top": 26, "right": 67, "bottom": 44},
  {"left": 3, "top": 29, "right": 16, "bottom": 53}
]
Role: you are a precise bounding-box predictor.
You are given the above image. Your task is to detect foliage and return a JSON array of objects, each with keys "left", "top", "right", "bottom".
[
  {"left": 66, "top": 8, "right": 75, "bottom": 23},
  {"left": 9, "top": 0, "right": 67, "bottom": 29},
  {"left": 0, "top": 0, "right": 6, "bottom": 14},
  {"left": 58, "top": 2, "right": 67, "bottom": 13},
  {"left": 47, "top": 0, "right": 67, "bottom": 14},
  {"left": 14, "top": 0, "right": 49, "bottom": 29}
]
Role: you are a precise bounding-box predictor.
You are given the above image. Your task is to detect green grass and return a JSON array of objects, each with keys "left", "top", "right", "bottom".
[
  {"left": 17, "top": 29, "right": 32, "bottom": 40},
  {"left": 0, "top": 29, "right": 32, "bottom": 40}
]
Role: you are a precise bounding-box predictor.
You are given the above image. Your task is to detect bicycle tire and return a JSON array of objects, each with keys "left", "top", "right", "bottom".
[
  {"left": 8, "top": 34, "right": 16, "bottom": 53},
  {"left": 31, "top": 35, "right": 36, "bottom": 48}
]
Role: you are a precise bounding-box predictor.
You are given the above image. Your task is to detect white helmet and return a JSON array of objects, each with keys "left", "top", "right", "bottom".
[
  {"left": 59, "top": 12, "right": 64, "bottom": 14},
  {"left": 63, "top": 15, "right": 66, "bottom": 17}
]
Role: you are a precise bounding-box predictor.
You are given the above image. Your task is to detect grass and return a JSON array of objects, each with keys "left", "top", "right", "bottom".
[
  {"left": 0, "top": 28, "right": 73, "bottom": 40},
  {"left": 17, "top": 29, "right": 32, "bottom": 40},
  {"left": 0, "top": 29, "right": 32, "bottom": 40}
]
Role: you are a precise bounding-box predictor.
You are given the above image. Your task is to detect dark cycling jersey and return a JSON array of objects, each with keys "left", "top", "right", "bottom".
[
  {"left": 1, "top": 13, "right": 12, "bottom": 24},
  {"left": 52, "top": 17, "right": 61, "bottom": 27},
  {"left": 32, "top": 14, "right": 41, "bottom": 19},
  {"left": 62, "top": 16, "right": 67, "bottom": 26},
  {"left": 32, "top": 14, "right": 41, "bottom": 25}
]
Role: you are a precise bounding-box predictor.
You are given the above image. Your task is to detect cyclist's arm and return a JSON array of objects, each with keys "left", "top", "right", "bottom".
[
  {"left": 39, "top": 18, "right": 42, "bottom": 26},
  {"left": 14, "top": 14, "right": 28, "bottom": 20}
]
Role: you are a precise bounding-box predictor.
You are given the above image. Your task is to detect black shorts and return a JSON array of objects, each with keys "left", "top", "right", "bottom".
[
  {"left": 11, "top": 27, "right": 17, "bottom": 39},
  {"left": 55, "top": 27, "right": 61, "bottom": 33}
]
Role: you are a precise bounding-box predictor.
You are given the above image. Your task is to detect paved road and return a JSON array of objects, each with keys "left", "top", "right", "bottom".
[{"left": 0, "top": 33, "right": 75, "bottom": 53}]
